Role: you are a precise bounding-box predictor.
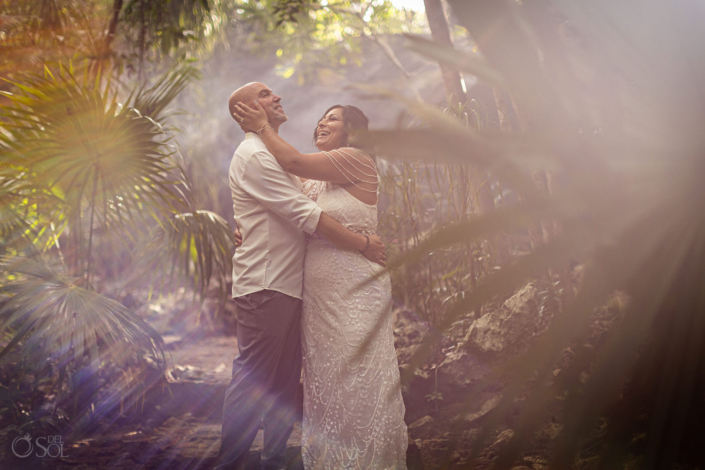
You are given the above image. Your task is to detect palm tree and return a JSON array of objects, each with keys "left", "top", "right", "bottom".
[{"left": 0, "top": 63, "right": 235, "bottom": 435}]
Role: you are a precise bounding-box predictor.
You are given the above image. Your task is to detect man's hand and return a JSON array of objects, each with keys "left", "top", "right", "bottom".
[
  {"left": 362, "top": 234, "right": 386, "bottom": 267},
  {"left": 315, "top": 213, "right": 386, "bottom": 266},
  {"left": 234, "top": 226, "right": 243, "bottom": 247}
]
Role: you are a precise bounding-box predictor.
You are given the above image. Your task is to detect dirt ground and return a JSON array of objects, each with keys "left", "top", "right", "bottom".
[
  {"left": 2, "top": 292, "right": 571, "bottom": 470},
  {"left": 17, "top": 330, "right": 554, "bottom": 470},
  {"left": 16, "top": 332, "right": 459, "bottom": 470}
]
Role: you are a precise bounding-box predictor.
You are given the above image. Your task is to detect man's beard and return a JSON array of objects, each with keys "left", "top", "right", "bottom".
[{"left": 272, "top": 112, "right": 288, "bottom": 123}]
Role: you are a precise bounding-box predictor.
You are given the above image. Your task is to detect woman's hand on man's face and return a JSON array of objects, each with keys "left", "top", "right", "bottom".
[{"left": 232, "top": 101, "right": 269, "bottom": 132}]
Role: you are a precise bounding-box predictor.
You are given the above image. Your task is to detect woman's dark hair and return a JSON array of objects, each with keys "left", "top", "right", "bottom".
[{"left": 313, "top": 104, "right": 370, "bottom": 151}]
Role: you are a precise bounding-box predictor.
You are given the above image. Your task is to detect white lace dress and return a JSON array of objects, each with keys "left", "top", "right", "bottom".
[{"left": 301, "top": 180, "right": 408, "bottom": 470}]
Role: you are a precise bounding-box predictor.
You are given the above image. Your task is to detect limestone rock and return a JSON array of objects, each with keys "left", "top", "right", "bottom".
[
  {"left": 437, "top": 347, "right": 492, "bottom": 389},
  {"left": 399, "top": 364, "right": 434, "bottom": 415},
  {"left": 408, "top": 415, "right": 435, "bottom": 430},
  {"left": 406, "top": 435, "right": 425, "bottom": 470},
  {"left": 465, "top": 283, "right": 543, "bottom": 354},
  {"left": 523, "top": 455, "right": 549, "bottom": 469},
  {"left": 169, "top": 364, "right": 205, "bottom": 381},
  {"left": 465, "top": 395, "right": 502, "bottom": 423},
  {"left": 490, "top": 429, "right": 515, "bottom": 450}
]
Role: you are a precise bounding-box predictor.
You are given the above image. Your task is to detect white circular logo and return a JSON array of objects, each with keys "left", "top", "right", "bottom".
[{"left": 11, "top": 433, "right": 33, "bottom": 458}]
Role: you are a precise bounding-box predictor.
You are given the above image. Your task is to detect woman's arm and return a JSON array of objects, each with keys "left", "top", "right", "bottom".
[{"left": 232, "top": 101, "right": 377, "bottom": 186}]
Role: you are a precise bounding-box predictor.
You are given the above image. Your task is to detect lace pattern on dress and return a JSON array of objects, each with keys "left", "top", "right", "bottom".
[
  {"left": 301, "top": 181, "right": 407, "bottom": 470},
  {"left": 302, "top": 179, "right": 329, "bottom": 202},
  {"left": 303, "top": 180, "right": 377, "bottom": 239}
]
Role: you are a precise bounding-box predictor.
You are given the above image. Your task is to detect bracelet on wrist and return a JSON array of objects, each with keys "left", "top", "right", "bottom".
[
  {"left": 256, "top": 123, "right": 273, "bottom": 136},
  {"left": 359, "top": 235, "right": 370, "bottom": 254}
]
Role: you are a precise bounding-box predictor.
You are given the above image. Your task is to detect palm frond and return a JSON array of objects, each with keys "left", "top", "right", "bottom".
[
  {"left": 128, "top": 210, "right": 235, "bottom": 308},
  {"left": 126, "top": 63, "right": 203, "bottom": 123},
  {"left": 0, "top": 64, "right": 201, "bottom": 262},
  {"left": 0, "top": 256, "right": 166, "bottom": 370}
]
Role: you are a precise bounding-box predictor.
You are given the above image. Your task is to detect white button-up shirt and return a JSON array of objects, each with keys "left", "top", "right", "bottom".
[{"left": 229, "top": 132, "right": 322, "bottom": 299}]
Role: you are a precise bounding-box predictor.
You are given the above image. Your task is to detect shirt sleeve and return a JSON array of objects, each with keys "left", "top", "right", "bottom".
[{"left": 240, "top": 150, "right": 322, "bottom": 234}]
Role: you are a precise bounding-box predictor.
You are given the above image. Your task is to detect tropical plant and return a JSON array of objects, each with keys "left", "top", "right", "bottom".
[
  {"left": 0, "top": 0, "right": 231, "bottom": 82},
  {"left": 233, "top": 0, "right": 425, "bottom": 83},
  {"left": 0, "top": 63, "right": 235, "bottom": 434},
  {"left": 120, "top": 0, "right": 236, "bottom": 77},
  {"left": 362, "top": 0, "right": 705, "bottom": 467},
  {"left": 0, "top": 0, "right": 97, "bottom": 78},
  {"left": 378, "top": 99, "right": 511, "bottom": 331}
]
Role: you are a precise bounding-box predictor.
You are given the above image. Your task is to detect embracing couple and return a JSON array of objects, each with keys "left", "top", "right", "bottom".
[{"left": 214, "top": 82, "right": 408, "bottom": 470}]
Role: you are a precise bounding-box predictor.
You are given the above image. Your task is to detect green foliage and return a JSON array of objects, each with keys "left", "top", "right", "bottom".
[
  {"left": 0, "top": 0, "right": 105, "bottom": 77},
  {"left": 364, "top": 0, "right": 705, "bottom": 467},
  {"left": 0, "top": 256, "right": 166, "bottom": 378},
  {"left": 132, "top": 209, "right": 235, "bottom": 309},
  {"left": 1, "top": 66, "right": 179, "bottom": 238},
  {"left": 0, "top": 63, "right": 235, "bottom": 432},
  {"left": 0, "top": 0, "right": 237, "bottom": 442},
  {"left": 120, "top": 0, "right": 231, "bottom": 62},
  {"left": 234, "top": 0, "right": 424, "bottom": 82},
  {"left": 379, "top": 100, "right": 506, "bottom": 329},
  {"left": 0, "top": 0, "right": 231, "bottom": 80}
]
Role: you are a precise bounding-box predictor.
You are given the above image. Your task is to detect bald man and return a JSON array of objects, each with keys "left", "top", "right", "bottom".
[{"left": 215, "top": 83, "right": 385, "bottom": 470}]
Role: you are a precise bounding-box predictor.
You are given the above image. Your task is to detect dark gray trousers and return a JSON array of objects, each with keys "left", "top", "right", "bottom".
[{"left": 215, "top": 290, "right": 302, "bottom": 470}]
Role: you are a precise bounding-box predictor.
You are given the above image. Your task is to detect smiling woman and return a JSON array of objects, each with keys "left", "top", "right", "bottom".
[
  {"left": 313, "top": 104, "right": 370, "bottom": 153},
  {"left": 314, "top": 107, "right": 346, "bottom": 150}
]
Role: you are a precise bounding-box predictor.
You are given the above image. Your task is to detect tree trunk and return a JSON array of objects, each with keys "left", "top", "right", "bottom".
[
  {"left": 423, "top": 0, "right": 466, "bottom": 104},
  {"left": 104, "top": 0, "right": 124, "bottom": 59},
  {"left": 493, "top": 86, "right": 519, "bottom": 132},
  {"left": 138, "top": 0, "right": 146, "bottom": 81}
]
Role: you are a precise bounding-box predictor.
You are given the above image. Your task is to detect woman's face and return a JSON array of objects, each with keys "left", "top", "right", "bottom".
[{"left": 315, "top": 108, "right": 346, "bottom": 151}]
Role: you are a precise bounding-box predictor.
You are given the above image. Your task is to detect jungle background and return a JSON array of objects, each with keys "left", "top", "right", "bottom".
[{"left": 1, "top": 0, "right": 705, "bottom": 469}]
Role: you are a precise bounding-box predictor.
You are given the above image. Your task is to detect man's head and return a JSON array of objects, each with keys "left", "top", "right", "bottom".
[{"left": 229, "top": 82, "right": 287, "bottom": 132}]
